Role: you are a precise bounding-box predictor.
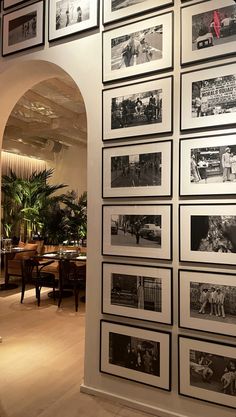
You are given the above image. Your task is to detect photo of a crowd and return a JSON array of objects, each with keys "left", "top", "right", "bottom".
[
  {"left": 111, "top": 89, "right": 162, "bottom": 130},
  {"left": 56, "top": 0, "right": 89, "bottom": 30},
  {"left": 111, "top": 25, "right": 163, "bottom": 70},
  {"left": 111, "top": 273, "right": 162, "bottom": 312},
  {"left": 111, "top": 151, "right": 161, "bottom": 188},
  {"left": 190, "top": 349, "right": 236, "bottom": 396},
  {"left": 190, "top": 282, "right": 236, "bottom": 324},
  {"left": 112, "top": 0, "right": 145, "bottom": 11},
  {"left": 111, "top": 214, "right": 162, "bottom": 248},
  {"left": 192, "top": 74, "right": 236, "bottom": 118},
  {"left": 190, "top": 144, "right": 236, "bottom": 184},
  {"left": 8, "top": 11, "right": 37, "bottom": 46},
  {"left": 191, "top": 215, "right": 236, "bottom": 253},
  {"left": 192, "top": 4, "right": 236, "bottom": 51},
  {"left": 109, "top": 332, "right": 160, "bottom": 376}
]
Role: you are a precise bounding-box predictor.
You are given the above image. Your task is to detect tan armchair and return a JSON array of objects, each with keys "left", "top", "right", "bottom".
[{"left": 6, "top": 243, "right": 39, "bottom": 282}]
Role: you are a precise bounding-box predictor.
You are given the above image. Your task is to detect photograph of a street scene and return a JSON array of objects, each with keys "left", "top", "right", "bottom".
[
  {"left": 190, "top": 281, "right": 236, "bottom": 325},
  {"left": 111, "top": 214, "right": 162, "bottom": 248},
  {"left": 111, "top": 273, "right": 162, "bottom": 312},
  {"left": 9, "top": 11, "right": 37, "bottom": 46},
  {"left": 111, "top": 89, "right": 162, "bottom": 130},
  {"left": 192, "top": 4, "right": 236, "bottom": 51},
  {"left": 109, "top": 331, "right": 160, "bottom": 376},
  {"left": 192, "top": 74, "right": 236, "bottom": 118},
  {"left": 190, "top": 144, "right": 236, "bottom": 184},
  {"left": 112, "top": 0, "right": 146, "bottom": 11},
  {"left": 111, "top": 25, "right": 163, "bottom": 70},
  {"left": 56, "top": 0, "right": 89, "bottom": 30},
  {"left": 111, "top": 151, "right": 161, "bottom": 188},
  {"left": 190, "top": 349, "right": 236, "bottom": 397},
  {"left": 191, "top": 215, "right": 236, "bottom": 253}
]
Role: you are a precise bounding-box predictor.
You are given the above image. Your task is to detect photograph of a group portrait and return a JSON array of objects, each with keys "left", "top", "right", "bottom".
[
  {"left": 103, "top": 12, "right": 173, "bottom": 82},
  {"left": 103, "top": 0, "right": 174, "bottom": 24},
  {"left": 179, "top": 269, "right": 236, "bottom": 337},
  {"left": 103, "top": 77, "right": 173, "bottom": 140},
  {"left": 103, "top": 140, "right": 172, "bottom": 198},
  {"left": 179, "top": 134, "right": 236, "bottom": 196},
  {"left": 181, "top": 62, "right": 236, "bottom": 131},
  {"left": 179, "top": 204, "right": 236, "bottom": 265},
  {"left": 48, "top": 0, "right": 99, "bottom": 41},
  {"left": 102, "top": 204, "right": 172, "bottom": 260},
  {"left": 179, "top": 336, "right": 236, "bottom": 409},
  {"left": 102, "top": 262, "right": 172, "bottom": 324},
  {"left": 181, "top": 0, "right": 236, "bottom": 65},
  {"left": 2, "top": 0, "right": 44, "bottom": 56},
  {"left": 100, "top": 321, "right": 171, "bottom": 390}
]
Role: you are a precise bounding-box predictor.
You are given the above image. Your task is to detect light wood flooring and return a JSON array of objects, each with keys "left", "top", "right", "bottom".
[{"left": 0, "top": 276, "right": 155, "bottom": 417}]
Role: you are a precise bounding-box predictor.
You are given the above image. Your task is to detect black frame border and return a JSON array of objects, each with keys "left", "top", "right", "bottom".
[
  {"left": 48, "top": 0, "right": 100, "bottom": 43},
  {"left": 2, "top": 0, "right": 45, "bottom": 57},
  {"left": 180, "top": 61, "right": 236, "bottom": 133},
  {"left": 179, "top": 202, "right": 236, "bottom": 266},
  {"left": 180, "top": 0, "right": 236, "bottom": 67},
  {"left": 178, "top": 268, "right": 236, "bottom": 338},
  {"left": 102, "top": 203, "right": 173, "bottom": 261},
  {"left": 102, "top": 138, "right": 173, "bottom": 199},
  {"left": 102, "top": 75, "right": 174, "bottom": 141},
  {"left": 178, "top": 334, "right": 236, "bottom": 410},
  {"left": 100, "top": 319, "right": 172, "bottom": 392},
  {"left": 102, "top": 10, "right": 174, "bottom": 84},
  {"left": 102, "top": 261, "right": 173, "bottom": 325},
  {"left": 179, "top": 132, "right": 236, "bottom": 198}
]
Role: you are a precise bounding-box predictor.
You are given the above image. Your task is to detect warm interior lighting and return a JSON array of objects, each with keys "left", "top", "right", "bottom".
[{"left": 1, "top": 151, "right": 47, "bottom": 178}]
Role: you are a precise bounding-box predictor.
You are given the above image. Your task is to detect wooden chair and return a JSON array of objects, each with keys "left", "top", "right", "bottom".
[
  {"left": 21, "top": 259, "right": 57, "bottom": 306},
  {"left": 58, "top": 260, "right": 86, "bottom": 312}
]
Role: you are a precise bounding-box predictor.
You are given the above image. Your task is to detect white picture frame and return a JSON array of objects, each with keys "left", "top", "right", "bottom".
[
  {"left": 103, "top": 76, "right": 173, "bottom": 141},
  {"left": 102, "top": 11, "right": 173, "bottom": 83},
  {"left": 2, "top": 0, "right": 45, "bottom": 57},
  {"left": 100, "top": 320, "right": 171, "bottom": 390},
  {"left": 181, "top": 62, "right": 236, "bottom": 131},
  {"left": 103, "top": 140, "right": 172, "bottom": 198},
  {"left": 102, "top": 262, "right": 172, "bottom": 324},
  {"left": 179, "top": 335, "right": 236, "bottom": 409},
  {"left": 48, "top": 0, "right": 99, "bottom": 42},
  {"left": 179, "top": 134, "right": 236, "bottom": 196},
  {"left": 181, "top": 0, "right": 236, "bottom": 65},
  {"left": 179, "top": 269, "right": 236, "bottom": 337},
  {"left": 179, "top": 204, "right": 236, "bottom": 266},
  {"left": 103, "top": 0, "right": 174, "bottom": 25}
]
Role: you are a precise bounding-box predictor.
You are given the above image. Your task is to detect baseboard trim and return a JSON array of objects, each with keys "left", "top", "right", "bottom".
[{"left": 80, "top": 384, "right": 188, "bottom": 417}]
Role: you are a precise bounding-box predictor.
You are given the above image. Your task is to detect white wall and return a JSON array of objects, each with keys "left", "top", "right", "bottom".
[{"left": 0, "top": 2, "right": 236, "bottom": 417}]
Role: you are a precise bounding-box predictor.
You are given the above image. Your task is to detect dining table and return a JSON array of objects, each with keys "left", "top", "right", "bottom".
[
  {"left": 0, "top": 247, "right": 36, "bottom": 290},
  {"left": 34, "top": 249, "right": 87, "bottom": 299}
]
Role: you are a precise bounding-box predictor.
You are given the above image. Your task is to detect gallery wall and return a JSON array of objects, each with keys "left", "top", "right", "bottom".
[{"left": 0, "top": 1, "right": 236, "bottom": 416}]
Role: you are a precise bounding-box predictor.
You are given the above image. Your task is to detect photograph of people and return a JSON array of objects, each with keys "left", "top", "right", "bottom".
[{"left": 55, "top": 0, "right": 89, "bottom": 30}]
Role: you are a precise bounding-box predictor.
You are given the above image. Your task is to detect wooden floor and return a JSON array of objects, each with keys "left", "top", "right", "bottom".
[{"left": 0, "top": 276, "right": 155, "bottom": 417}]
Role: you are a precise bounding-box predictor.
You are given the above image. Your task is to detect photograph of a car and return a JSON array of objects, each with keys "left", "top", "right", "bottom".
[
  {"left": 139, "top": 223, "right": 161, "bottom": 243},
  {"left": 111, "top": 220, "right": 118, "bottom": 235}
]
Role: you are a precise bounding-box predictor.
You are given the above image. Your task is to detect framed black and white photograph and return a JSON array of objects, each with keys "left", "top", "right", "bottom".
[
  {"left": 103, "top": 0, "right": 174, "bottom": 25},
  {"left": 100, "top": 320, "right": 171, "bottom": 390},
  {"left": 102, "top": 204, "right": 172, "bottom": 260},
  {"left": 179, "top": 269, "right": 236, "bottom": 337},
  {"left": 181, "top": 0, "right": 236, "bottom": 65},
  {"left": 181, "top": 62, "right": 236, "bottom": 131},
  {"left": 179, "top": 335, "right": 236, "bottom": 409},
  {"left": 103, "top": 76, "right": 173, "bottom": 141},
  {"left": 179, "top": 134, "right": 236, "bottom": 197},
  {"left": 102, "top": 263, "right": 172, "bottom": 324},
  {"left": 179, "top": 204, "right": 236, "bottom": 266},
  {"left": 48, "top": 0, "right": 99, "bottom": 42},
  {"left": 102, "top": 140, "right": 172, "bottom": 198},
  {"left": 103, "top": 12, "right": 173, "bottom": 83},
  {"left": 3, "top": 0, "right": 27, "bottom": 11},
  {"left": 2, "top": 0, "right": 44, "bottom": 56}
]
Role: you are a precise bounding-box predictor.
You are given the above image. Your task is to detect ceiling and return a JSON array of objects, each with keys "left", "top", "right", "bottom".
[{"left": 2, "top": 75, "right": 87, "bottom": 161}]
